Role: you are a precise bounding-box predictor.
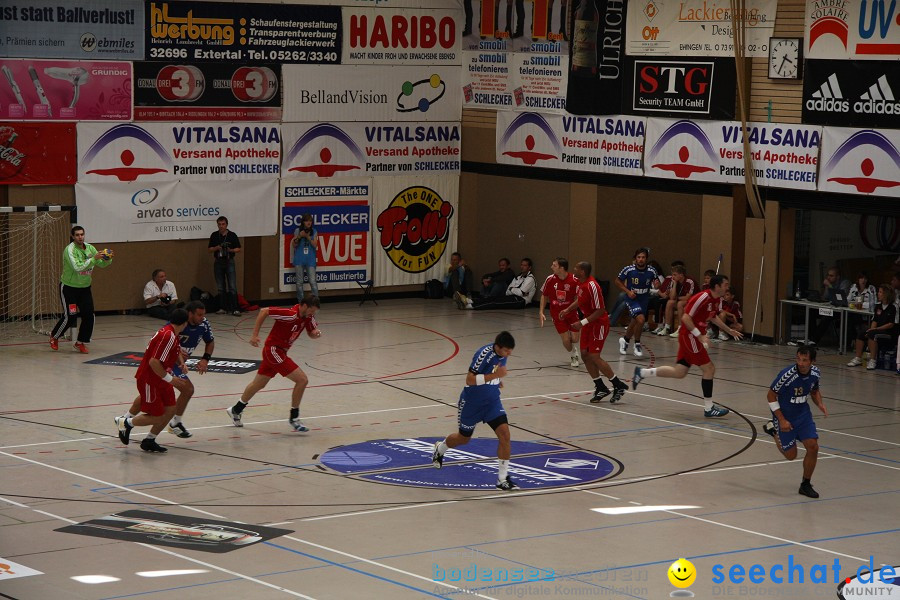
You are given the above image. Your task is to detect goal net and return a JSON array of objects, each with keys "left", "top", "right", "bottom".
[{"left": 0, "top": 207, "right": 72, "bottom": 339}]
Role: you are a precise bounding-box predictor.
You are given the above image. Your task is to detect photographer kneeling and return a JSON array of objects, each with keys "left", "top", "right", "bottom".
[{"left": 144, "top": 269, "right": 180, "bottom": 320}]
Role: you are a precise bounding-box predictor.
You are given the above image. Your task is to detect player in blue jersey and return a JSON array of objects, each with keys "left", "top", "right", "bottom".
[
  {"left": 762, "top": 345, "right": 828, "bottom": 498},
  {"left": 120, "top": 301, "right": 214, "bottom": 439},
  {"left": 431, "top": 331, "right": 519, "bottom": 491},
  {"left": 615, "top": 248, "right": 659, "bottom": 358}
]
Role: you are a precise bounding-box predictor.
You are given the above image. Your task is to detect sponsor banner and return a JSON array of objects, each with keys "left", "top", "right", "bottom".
[
  {"left": 818, "top": 127, "right": 900, "bottom": 197},
  {"left": 77, "top": 122, "right": 281, "bottom": 182},
  {"left": 343, "top": 8, "right": 461, "bottom": 65},
  {"left": 511, "top": 51, "right": 568, "bottom": 113},
  {"left": 565, "top": 0, "right": 628, "bottom": 116},
  {"left": 625, "top": 57, "right": 736, "bottom": 119},
  {"left": 806, "top": 0, "right": 900, "bottom": 60},
  {"left": 373, "top": 175, "right": 459, "bottom": 285},
  {"left": 282, "top": 122, "right": 460, "bottom": 178},
  {"left": 0, "top": 0, "right": 143, "bottom": 60},
  {"left": 0, "top": 557, "right": 42, "bottom": 581},
  {"left": 0, "top": 123, "right": 76, "bottom": 185},
  {"left": 0, "top": 59, "right": 132, "bottom": 121},
  {"left": 462, "top": 50, "right": 514, "bottom": 109},
  {"left": 57, "top": 510, "right": 291, "bottom": 554},
  {"left": 643, "top": 118, "right": 821, "bottom": 190},
  {"left": 134, "top": 62, "right": 282, "bottom": 121},
  {"left": 75, "top": 178, "right": 278, "bottom": 242},
  {"left": 145, "top": 1, "right": 341, "bottom": 64},
  {"left": 462, "top": 0, "right": 569, "bottom": 54},
  {"left": 802, "top": 60, "right": 900, "bottom": 127},
  {"left": 626, "top": 0, "right": 777, "bottom": 57},
  {"left": 86, "top": 351, "right": 260, "bottom": 374},
  {"left": 279, "top": 179, "right": 371, "bottom": 291},
  {"left": 496, "top": 111, "right": 645, "bottom": 175},
  {"left": 283, "top": 65, "right": 461, "bottom": 122}
]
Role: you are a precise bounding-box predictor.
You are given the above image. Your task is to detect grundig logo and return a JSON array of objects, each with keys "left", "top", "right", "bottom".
[
  {"left": 149, "top": 3, "right": 236, "bottom": 46},
  {"left": 376, "top": 186, "right": 453, "bottom": 274}
]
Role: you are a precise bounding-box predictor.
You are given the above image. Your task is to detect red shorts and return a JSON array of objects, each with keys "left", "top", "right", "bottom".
[
  {"left": 579, "top": 318, "right": 610, "bottom": 354},
  {"left": 677, "top": 329, "right": 711, "bottom": 366},
  {"left": 258, "top": 345, "right": 299, "bottom": 378},
  {"left": 136, "top": 377, "right": 176, "bottom": 417},
  {"left": 551, "top": 309, "right": 580, "bottom": 334}
]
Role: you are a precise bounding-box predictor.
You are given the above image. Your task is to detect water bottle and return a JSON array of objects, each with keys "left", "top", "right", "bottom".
[{"left": 794, "top": 281, "right": 801, "bottom": 300}]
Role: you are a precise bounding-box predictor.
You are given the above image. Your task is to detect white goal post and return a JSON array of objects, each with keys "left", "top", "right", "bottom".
[{"left": 0, "top": 206, "right": 75, "bottom": 339}]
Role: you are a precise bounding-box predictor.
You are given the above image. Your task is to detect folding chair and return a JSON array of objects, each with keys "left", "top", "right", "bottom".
[{"left": 357, "top": 279, "right": 377, "bottom": 306}]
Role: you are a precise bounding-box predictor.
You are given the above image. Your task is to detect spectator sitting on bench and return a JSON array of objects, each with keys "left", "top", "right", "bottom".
[
  {"left": 715, "top": 287, "right": 744, "bottom": 341},
  {"left": 144, "top": 269, "right": 180, "bottom": 320},
  {"left": 481, "top": 257, "right": 515, "bottom": 299},
  {"left": 443, "top": 252, "right": 473, "bottom": 298},
  {"left": 847, "top": 284, "right": 897, "bottom": 370},
  {"left": 455, "top": 258, "right": 536, "bottom": 310}
]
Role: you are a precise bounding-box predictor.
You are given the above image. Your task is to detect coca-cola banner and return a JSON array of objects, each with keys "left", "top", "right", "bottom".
[
  {"left": 278, "top": 178, "right": 372, "bottom": 292},
  {"left": 343, "top": 8, "right": 461, "bottom": 65},
  {"left": 372, "top": 175, "right": 459, "bottom": 286},
  {"left": 461, "top": 0, "right": 569, "bottom": 55},
  {"left": 565, "top": 0, "right": 627, "bottom": 116},
  {"left": 0, "top": 59, "right": 132, "bottom": 121},
  {"left": 626, "top": 0, "right": 777, "bottom": 57},
  {"left": 134, "top": 62, "right": 282, "bottom": 121},
  {"left": 0, "top": 122, "right": 77, "bottom": 185}
]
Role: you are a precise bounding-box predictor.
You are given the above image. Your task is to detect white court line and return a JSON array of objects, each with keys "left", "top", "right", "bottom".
[
  {"left": 1, "top": 437, "right": 101, "bottom": 449},
  {"left": 0, "top": 451, "right": 493, "bottom": 599},
  {"left": 0, "top": 494, "right": 317, "bottom": 599},
  {"left": 301, "top": 500, "right": 458, "bottom": 522}
]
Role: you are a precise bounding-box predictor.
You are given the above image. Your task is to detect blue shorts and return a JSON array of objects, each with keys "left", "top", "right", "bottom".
[
  {"left": 171, "top": 365, "right": 191, "bottom": 380},
  {"left": 458, "top": 388, "right": 505, "bottom": 437},
  {"left": 625, "top": 295, "right": 650, "bottom": 317},
  {"left": 771, "top": 409, "right": 817, "bottom": 452}
]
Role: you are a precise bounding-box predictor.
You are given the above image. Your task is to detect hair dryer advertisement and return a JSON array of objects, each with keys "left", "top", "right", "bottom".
[{"left": 0, "top": 59, "right": 132, "bottom": 121}]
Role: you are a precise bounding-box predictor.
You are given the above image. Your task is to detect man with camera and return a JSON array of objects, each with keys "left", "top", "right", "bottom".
[
  {"left": 291, "top": 213, "right": 319, "bottom": 303},
  {"left": 208, "top": 216, "right": 242, "bottom": 316},
  {"left": 143, "top": 268, "right": 180, "bottom": 320}
]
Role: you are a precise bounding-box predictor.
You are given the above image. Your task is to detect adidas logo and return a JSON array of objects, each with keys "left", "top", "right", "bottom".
[
  {"left": 807, "top": 73, "right": 849, "bottom": 112},
  {"left": 855, "top": 75, "right": 900, "bottom": 115}
]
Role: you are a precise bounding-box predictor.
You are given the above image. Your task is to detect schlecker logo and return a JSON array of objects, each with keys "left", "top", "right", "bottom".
[{"left": 376, "top": 185, "right": 453, "bottom": 273}]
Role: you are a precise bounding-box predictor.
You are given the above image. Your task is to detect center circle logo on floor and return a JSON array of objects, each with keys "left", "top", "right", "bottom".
[{"left": 318, "top": 438, "right": 617, "bottom": 490}]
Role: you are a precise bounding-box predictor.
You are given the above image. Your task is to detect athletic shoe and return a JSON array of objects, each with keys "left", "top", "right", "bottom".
[
  {"left": 289, "top": 418, "right": 309, "bottom": 432},
  {"left": 651, "top": 324, "right": 664, "bottom": 335},
  {"left": 431, "top": 442, "right": 444, "bottom": 468},
  {"left": 495, "top": 476, "right": 519, "bottom": 491},
  {"left": 631, "top": 366, "right": 643, "bottom": 390},
  {"left": 610, "top": 387, "right": 626, "bottom": 404},
  {"left": 669, "top": 328, "right": 680, "bottom": 338},
  {"left": 49, "top": 337, "right": 58, "bottom": 351},
  {"left": 167, "top": 421, "right": 193, "bottom": 438},
  {"left": 74, "top": 342, "right": 88, "bottom": 354},
  {"left": 232, "top": 310, "right": 242, "bottom": 317},
  {"left": 798, "top": 482, "right": 819, "bottom": 499},
  {"left": 704, "top": 404, "right": 730, "bottom": 418},
  {"left": 453, "top": 291, "right": 468, "bottom": 310},
  {"left": 762, "top": 420, "right": 776, "bottom": 438},
  {"left": 114, "top": 416, "right": 132, "bottom": 445},
  {"left": 618, "top": 337, "right": 628, "bottom": 355},
  {"left": 140, "top": 438, "right": 167, "bottom": 453},
  {"left": 633, "top": 342, "right": 643, "bottom": 358},
  {"left": 216, "top": 309, "right": 227, "bottom": 315},
  {"left": 570, "top": 355, "right": 580, "bottom": 368},
  {"left": 847, "top": 356, "right": 862, "bottom": 367},
  {"left": 590, "top": 387, "right": 611, "bottom": 403},
  {"left": 866, "top": 359, "right": 876, "bottom": 370},
  {"left": 655, "top": 326, "right": 670, "bottom": 336},
  {"left": 226, "top": 406, "right": 243, "bottom": 427},
  {"left": 718, "top": 332, "right": 730, "bottom": 341}
]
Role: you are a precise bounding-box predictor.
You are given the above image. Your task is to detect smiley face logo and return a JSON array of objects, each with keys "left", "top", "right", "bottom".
[{"left": 668, "top": 558, "right": 696, "bottom": 588}]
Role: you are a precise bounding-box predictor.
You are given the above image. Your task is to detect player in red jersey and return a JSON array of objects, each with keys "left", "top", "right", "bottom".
[
  {"left": 560, "top": 261, "right": 629, "bottom": 403},
  {"left": 226, "top": 294, "right": 322, "bottom": 432},
  {"left": 114, "top": 308, "right": 190, "bottom": 453},
  {"left": 632, "top": 275, "right": 743, "bottom": 417},
  {"left": 539, "top": 257, "right": 582, "bottom": 367}
]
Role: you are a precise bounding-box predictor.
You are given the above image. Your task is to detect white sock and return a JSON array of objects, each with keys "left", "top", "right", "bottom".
[
  {"left": 437, "top": 440, "right": 448, "bottom": 455},
  {"left": 643, "top": 368, "right": 657, "bottom": 377},
  {"left": 570, "top": 347, "right": 579, "bottom": 357},
  {"left": 146, "top": 433, "right": 156, "bottom": 440},
  {"left": 497, "top": 459, "right": 509, "bottom": 480},
  {"left": 171, "top": 415, "right": 182, "bottom": 426},
  {"left": 465, "top": 299, "right": 473, "bottom": 308},
  {"left": 704, "top": 399, "right": 714, "bottom": 410},
  {"left": 125, "top": 411, "right": 135, "bottom": 418}
]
